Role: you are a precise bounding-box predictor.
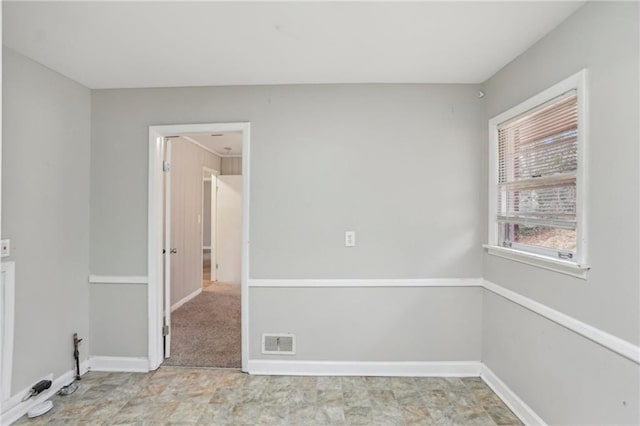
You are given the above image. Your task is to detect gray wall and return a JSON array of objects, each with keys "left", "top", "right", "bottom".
[
  {"left": 89, "top": 284, "right": 147, "bottom": 357},
  {"left": 2, "top": 48, "right": 91, "bottom": 392},
  {"left": 483, "top": 291, "right": 639, "bottom": 425},
  {"left": 91, "top": 84, "right": 484, "bottom": 278},
  {"left": 90, "top": 84, "right": 485, "bottom": 361},
  {"left": 251, "top": 287, "right": 482, "bottom": 361},
  {"left": 481, "top": 2, "right": 639, "bottom": 424}
]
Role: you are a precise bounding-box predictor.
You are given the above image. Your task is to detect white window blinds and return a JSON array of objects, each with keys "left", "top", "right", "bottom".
[{"left": 497, "top": 91, "right": 578, "bottom": 239}]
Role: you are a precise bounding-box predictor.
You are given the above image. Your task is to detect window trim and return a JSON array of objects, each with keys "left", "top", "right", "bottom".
[{"left": 486, "top": 69, "right": 590, "bottom": 278}]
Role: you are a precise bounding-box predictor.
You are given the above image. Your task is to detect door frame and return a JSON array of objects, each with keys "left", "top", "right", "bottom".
[
  {"left": 148, "top": 122, "right": 250, "bottom": 371},
  {"left": 163, "top": 137, "right": 172, "bottom": 358},
  {"left": 1, "top": 261, "right": 15, "bottom": 404},
  {"left": 202, "top": 167, "right": 219, "bottom": 284}
]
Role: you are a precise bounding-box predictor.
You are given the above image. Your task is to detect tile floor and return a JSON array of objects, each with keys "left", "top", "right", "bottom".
[{"left": 14, "top": 367, "right": 523, "bottom": 425}]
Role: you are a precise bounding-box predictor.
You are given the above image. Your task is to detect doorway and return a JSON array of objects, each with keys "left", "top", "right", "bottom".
[
  {"left": 147, "top": 123, "right": 250, "bottom": 371},
  {"left": 163, "top": 136, "right": 242, "bottom": 368}
]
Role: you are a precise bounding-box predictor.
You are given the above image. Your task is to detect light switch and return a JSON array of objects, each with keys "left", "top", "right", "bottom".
[
  {"left": 1, "top": 239, "right": 10, "bottom": 257},
  {"left": 345, "top": 231, "right": 355, "bottom": 247}
]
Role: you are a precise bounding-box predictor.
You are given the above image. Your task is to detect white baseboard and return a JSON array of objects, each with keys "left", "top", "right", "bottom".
[
  {"left": 1, "top": 360, "right": 90, "bottom": 426},
  {"left": 89, "top": 356, "right": 149, "bottom": 373},
  {"left": 247, "top": 360, "right": 482, "bottom": 377},
  {"left": 480, "top": 364, "right": 546, "bottom": 426},
  {"left": 171, "top": 287, "right": 202, "bottom": 312}
]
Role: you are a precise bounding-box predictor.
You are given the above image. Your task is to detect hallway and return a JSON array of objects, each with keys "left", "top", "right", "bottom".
[{"left": 164, "top": 282, "right": 241, "bottom": 368}]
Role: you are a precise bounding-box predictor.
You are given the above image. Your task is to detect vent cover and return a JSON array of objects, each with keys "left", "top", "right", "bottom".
[{"left": 262, "top": 333, "right": 295, "bottom": 355}]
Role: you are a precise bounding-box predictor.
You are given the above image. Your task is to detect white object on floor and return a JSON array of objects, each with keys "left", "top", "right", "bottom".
[
  {"left": 27, "top": 400, "right": 53, "bottom": 418},
  {"left": 58, "top": 382, "right": 78, "bottom": 396}
]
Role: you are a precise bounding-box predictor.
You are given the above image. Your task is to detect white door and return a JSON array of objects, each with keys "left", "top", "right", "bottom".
[
  {"left": 216, "top": 175, "right": 243, "bottom": 284},
  {"left": 202, "top": 172, "right": 217, "bottom": 284},
  {"left": 163, "top": 138, "right": 172, "bottom": 358},
  {"left": 210, "top": 174, "right": 217, "bottom": 282}
]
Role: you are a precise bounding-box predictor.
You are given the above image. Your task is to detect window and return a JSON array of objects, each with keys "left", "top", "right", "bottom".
[{"left": 486, "top": 70, "right": 589, "bottom": 278}]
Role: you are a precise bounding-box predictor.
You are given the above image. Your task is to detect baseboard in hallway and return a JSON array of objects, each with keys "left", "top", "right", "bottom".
[
  {"left": 203, "top": 281, "right": 240, "bottom": 296},
  {"left": 170, "top": 287, "right": 202, "bottom": 312}
]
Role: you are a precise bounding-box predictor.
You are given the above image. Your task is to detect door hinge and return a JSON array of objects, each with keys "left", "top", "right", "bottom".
[
  {"left": 163, "top": 161, "right": 171, "bottom": 172},
  {"left": 163, "top": 325, "right": 170, "bottom": 336}
]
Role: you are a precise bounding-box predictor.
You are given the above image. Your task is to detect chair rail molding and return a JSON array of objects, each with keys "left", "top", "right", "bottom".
[
  {"left": 482, "top": 279, "right": 640, "bottom": 365},
  {"left": 89, "top": 275, "right": 149, "bottom": 284}
]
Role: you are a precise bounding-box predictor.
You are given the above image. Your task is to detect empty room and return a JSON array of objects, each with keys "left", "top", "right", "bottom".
[{"left": 1, "top": 1, "right": 638, "bottom": 425}]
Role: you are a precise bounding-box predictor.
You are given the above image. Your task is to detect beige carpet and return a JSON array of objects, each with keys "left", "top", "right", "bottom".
[{"left": 163, "top": 282, "right": 241, "bottom": 368}]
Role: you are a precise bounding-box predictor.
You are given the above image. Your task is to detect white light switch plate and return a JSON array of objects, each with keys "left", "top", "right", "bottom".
[
  {"left": 345, "top": 231, "right": 355, "bottom": 247},
  {"left": 1, "top": 239, "right": 10, "bottom": 257}
]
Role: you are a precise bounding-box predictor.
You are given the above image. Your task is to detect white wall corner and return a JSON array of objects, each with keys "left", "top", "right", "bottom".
[{"left": 480, "top": 364, "right": 547, "bottom": 426}]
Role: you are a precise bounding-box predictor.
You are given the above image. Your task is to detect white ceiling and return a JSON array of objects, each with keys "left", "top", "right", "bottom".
[
  {"left": 184, "top": 132, "right": 243, "bottom": 157},
  {"left": 3, "top": 1, "right": 584, "bottom": 89}
]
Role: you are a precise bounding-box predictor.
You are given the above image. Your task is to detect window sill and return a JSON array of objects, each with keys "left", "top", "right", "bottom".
[{"left": 483, "top": 245, "right": 590, "bottom": 279}]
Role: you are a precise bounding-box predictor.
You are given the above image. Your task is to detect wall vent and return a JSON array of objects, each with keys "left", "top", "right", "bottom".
[{"left": 262, "top": 333, "right": 295, "bottom": 355}]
